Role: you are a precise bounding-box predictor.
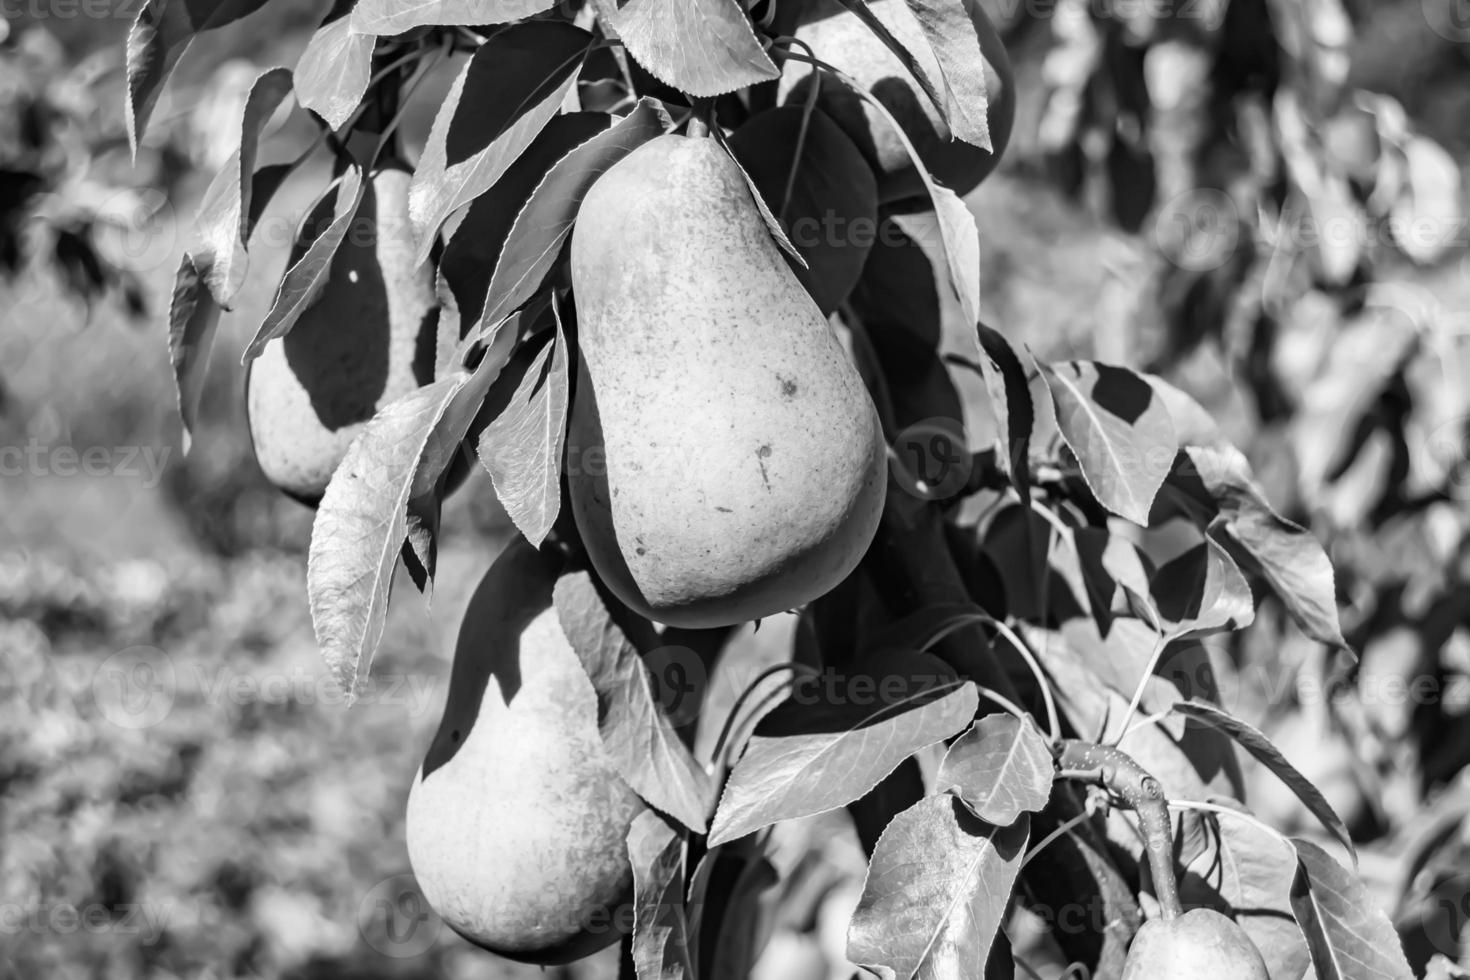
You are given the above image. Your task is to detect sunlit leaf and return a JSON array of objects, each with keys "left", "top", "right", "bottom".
[
  {"left": 937, "top": 714, "right": 1053, "bottom": 825},
  {"left": 613, "top": 0, "right": 779, "bottom": 97},
  {"left": 1291, "top": 838, "right": 1413, "bottom": 980},
  {"left": 351, "top": 0, "right": 557, "bottom": 34},
  {"left": 294, "top": 10, "right": 374, "bottom": 129},
  {"left": 627, "top": 811, "right": 695, "bottom": 980}
]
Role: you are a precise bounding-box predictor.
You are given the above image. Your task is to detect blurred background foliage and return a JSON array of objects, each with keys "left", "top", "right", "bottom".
[{"left": 4, "top": 1, "right": 1470, "bottom": 978}]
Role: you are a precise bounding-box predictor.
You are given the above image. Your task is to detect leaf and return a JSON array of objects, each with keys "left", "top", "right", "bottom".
[
  {"left": 847, "top": 795, "right": 1028, "bottom": 980},
  {"left": 125, "top": 0, "right": 275, "bottom": 152},
  {"left": 1146, "top": 374, "right": 1226, "bottom": 450},
  {"left": 482, "top": 98, "right": 668, "bottom": 327},
  {"left": 166, "top": 254, "right": 221, "bottom": 455},
  {"left": 901, "top": 0, "right": 994, "bottom": 149},
  {"left": 976, "top": 322, "right": 1032, "bottom": 498},
  {"left": 821, "top": 63, "right": 982, "bottom": 326},
  {"left": 1392, "top": 136, "right": 1463, "bottom": 265},
  {"left": 409, "top": 21, "right": 592, "bottom": 261},
  {"left": 554, "top": 572, "right": 714, "bottom": 833},
  {"left": 613, "top": 0, "right": 780, "bottom": 97},
  {"left": 188, "top": 66, "right": 294, "bottom": 307},
  {"left": 1151, "top": 536, "right": 1254, "bottom": 638},
  {"left": 708, "top": 678, "right": 978, "bottom": 846},
  {"left": 1173, "top": 700, "right": 1354, "bottom": 859},
  {"left": 627, "top": 811, "right": 695, "bottom": 980},
  {"left": 860, "top": 602, "right": 989, "bottom": 659},
  {"left": 294, "top": 11, "right": 375, "bottom": 130},
  {"left": 726, "top": 105, "right": 877, "bottom": 314},
  {"left": 476, "top": 302, "right": 570, "bottom": 547},
  {"left": 831, "top": 0, "right": 946, "bottom": 114},
  {"left": 686, "top": 839, "right": 779, "bottom": 980},
  {"left": 244, "top": 165, "right": 367, "bottom": 361},
  {"left": 1290, "top": 839, "right": 1413, "bottom": 980},
  {"left": 440, "top": 112, "right": 613, "bottom": 328},
  {"left": 1039, "top": 360, "right": 1177, "bottom": 526},
  {"left": 308, "top": 351, "right": 508, "bottom": 698},
  {"left": 936, "top": 715, "right": 1054, "bottom": 825},
  {"left": 1180, "top": 446, "right": 1346, "bottom": 648},
  {"left": 351, "top": 0, "right": 557, "bottom": 34}
]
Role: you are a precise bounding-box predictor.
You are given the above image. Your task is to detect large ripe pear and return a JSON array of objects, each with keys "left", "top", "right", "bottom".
[
  {"left": 246, "top": 163, "right": 441, "bottom": 505},
  {"left": 779, "top": 0, "right": 1015, "bottom": 205},
  {"left": 568, "top": 134, "right": 887, "bottom": 629},
  {"left": 1121, "top": 909, "right": 1269, "bottom": 979},
  {"left": 405, "top": 538, "right": 644, "bottom": 963}
]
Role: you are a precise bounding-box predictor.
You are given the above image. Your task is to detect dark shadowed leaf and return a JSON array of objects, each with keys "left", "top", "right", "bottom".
[
  {"left": 1174, "top": 700, "right": 1354, "bottom": 859},
  {"left": 848, "top": 795, "right": 1028, "bottom": 980},
  {"left": 628, "top": 811, "right": 695, "bottom": 980},
  {"left": 1291, "top": 838, "right": 1413, "bottom": 980},
  {"left": 307, "top": 349, "right": 509, "bottom": 698},
  {"left": 1180, "top": 445, "right": 1346, "bottom": 648},
  {"left": 708, "top": 677, "right": 978, "bottom": 846},
  {"left": 937, "top": 714, "right": 1053, "bottom": 825},
  {"left": 1151, "top": 536, "right": 1254, "bottom": 638},
  {"left": 294, "top": 11, "right": 374, "bottom": 130},
  {"left": 166, "top": 254, "right": 221, "bottom": 454},
  {"left": 440, "top": 112, "right": 612, "bottom": 328},
  {"left": 409, "top": 22, "right": 592, "bottom": 260},
  {"left": 1040, "top": 360, "right": 1177, "bottom": 525},
  {"left": 686, "top": 839, "right": 780, "bottom": 980},
  {"left": 125, "top": 0, "right": 275, "bottom": 152},
  {"left": 351, "top": 0, "right": 558, "bottom": 33},
  {"left": 860, "top": 602, "right": 988, "bottom": 659},
  {"left": 727, "top": 106, "right": 878, "bottom": 315},
  {"left": 612, "top": 0, "right": 779, "bottom": 97},
  {"left": 482, "top": 99, "right": 669, "bottom": 326},
  {"left": 188, "top": 66, "right": 294, "bottom": 307},
  {"left": 976, "top": 322, "right": 1033, "bottom": 498},
  {"left": 244, "top": 166, "right": 366, "bottom": 361},
  {"left": 902, "top": 0, "right": 993, "bottom": 149},
  {"left": 476, "top": 303, "right": 569, "bottom": 547},
  {"left": 554, "top": 572, "right": 714, "bottom": 833}
]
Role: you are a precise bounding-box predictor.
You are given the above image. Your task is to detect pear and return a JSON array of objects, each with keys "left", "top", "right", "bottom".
[
  {"left": 567, "top": 134, "right": 887, "bottom": 628},
  {"left": 246, "top": 162, "right": 443, "bottom": 505},
  {"left": 1121, "top": 909, "right": 1269, "bottom": 979},
  {"left": 406, "top": 536, "right": 644, "bottom": 964},
  {"left": 779, "top": 0, "right": 1015, "bottom": 205}
]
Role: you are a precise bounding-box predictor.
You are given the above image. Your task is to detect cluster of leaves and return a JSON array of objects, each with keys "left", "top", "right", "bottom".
[{"left": 134, "top": 0, "right": 1446, "bottom": 978}]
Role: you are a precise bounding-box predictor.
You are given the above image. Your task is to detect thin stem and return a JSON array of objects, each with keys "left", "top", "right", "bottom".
[
  {"left": 1020, "top": 805, "right": 1097, "bottom": 870},
  {"left": 975, "top": 684, "right": 1029, "bottom": 723},
  {"left": 1168, "top": 799, "right": 1294, "bottom": 850},
  {"left": 709, "top": 661, "right": 810, "bottom": 766},
  {"left": 991, "top": 620, "right": 1061, "bottom": 744},
  {"left": 1110, "top": 629, "right": 1167, "bottom": 748}
]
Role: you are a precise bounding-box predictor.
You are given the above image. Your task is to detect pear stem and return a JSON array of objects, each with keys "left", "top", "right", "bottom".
[{"left": 1054, "top": 739, "right": 1184, "bottom": 922}]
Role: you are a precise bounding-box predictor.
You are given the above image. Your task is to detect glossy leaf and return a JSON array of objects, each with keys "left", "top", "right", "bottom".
[
  {"left": 166, "top": 254, "right": 221, "bottom": 455},
  {"left": 125, "top": 0, "right": 275, "bottom": 152},
  {"left": 708, "top": 678, "right": 978, "bottom": 846},
  {"left": 848, "top": 795, "right": 1028, "bottom": 980},
  {"left": 1040, "top": 360, "right": 1177, "bottom": 526},
  {"left": 937, "top": 715, "right": 1054, "bottom": 826},
  {"left": 409, "top": 22, "right": 592, "bottom": 260},
  {"left": 902, "top": 0, "right": 994, "bottom": 149},
  {"left": 307, "top": 351, "right": 508, "bottom": 698},
  {"left": 476, "top": 303, "right": 570, "bottom": 547},
  {"left": 1291, "top": 838, "right": 1413, "bottom": 980},
  {"left": 554, "top": 572, "right": 714, "bottom": 833},
  {"left": 613, "top": 0, "right": 779, "bottom": 97},
  {"left": 1151, "top": 536, "right": 1254, "bottom": 638},
  {"left": 189, "top": 66, "right": 294, "bottom": 307},
  {"left": 440, "top": 112, "right": 612, "bottom": 329},
  {"left": 483, "top": 98, "right": 668, "bottom": 327},
  {"left": 244, "top": 166, "right": 366, "bottom": 361},
  {"left": 628, "top": 811, "right": 695, "bottom": 980},
  {"left": 294, "top": 11, "right": 374, "bottom": 129},
  {"left": 1173, "top": 700, "right": 1354, "bottom": 859},
  {"left": 351, "top": 0, "right": 557, "bottom": 34}
]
